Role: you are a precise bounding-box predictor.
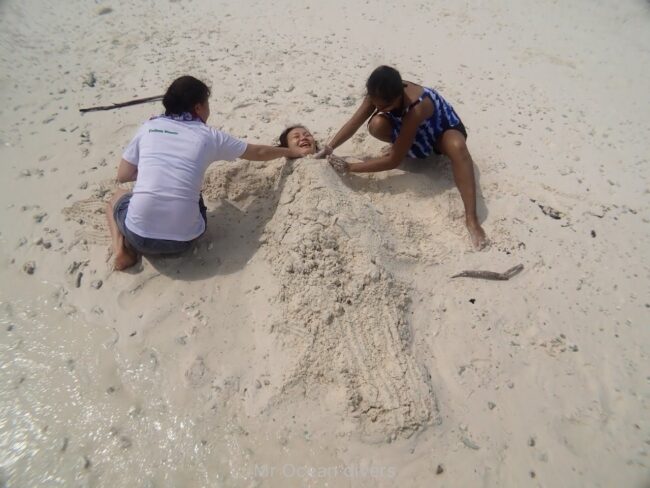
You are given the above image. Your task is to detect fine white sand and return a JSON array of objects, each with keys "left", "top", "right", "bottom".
[{"left": 1, "top": 0, "right": 649, "bottom": 487}]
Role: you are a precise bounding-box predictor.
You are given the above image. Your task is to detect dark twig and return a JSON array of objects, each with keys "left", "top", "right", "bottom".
[
  {"left": 451, "top": 264, "right": 524, "bottom": 281},
  {"left": 79, "top": 95, "right": 164, "bottom": 113}
]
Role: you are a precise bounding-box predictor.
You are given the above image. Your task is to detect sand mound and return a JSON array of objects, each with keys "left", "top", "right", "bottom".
[
  {"left": 244, "top": 160, "right": 439, "bottom": 441},
  {"left": 202, "top": 160, "right": 286, "bottom": 203}
]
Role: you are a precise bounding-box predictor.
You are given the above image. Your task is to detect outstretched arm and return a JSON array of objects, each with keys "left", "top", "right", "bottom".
[
  {"left": 347, "top": 113, "right": 420, "bottom": 172},
  {"left": 342, "top": 103, "right": 428, "bottom": 173},
  {"left": 117, "top": 158, "right": 138, "bottom": 183},
  {"left": 241, "top": 144, "right": 307, "bottom": 161},
  {"left": 318, "top": 96, "right": 375, "bottom": 157}
]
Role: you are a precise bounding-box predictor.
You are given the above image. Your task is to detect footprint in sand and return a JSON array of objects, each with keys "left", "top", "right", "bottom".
[
  {"left": 185, "top": 357, "right": 209, "bottom": 388},
  {"left": 62, "top": 179, "right": 123, "bottom": 246}
]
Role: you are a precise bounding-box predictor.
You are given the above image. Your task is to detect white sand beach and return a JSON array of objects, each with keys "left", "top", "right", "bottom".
[{"left": 1, "top": 0, "right": 649, "bottom": 486}]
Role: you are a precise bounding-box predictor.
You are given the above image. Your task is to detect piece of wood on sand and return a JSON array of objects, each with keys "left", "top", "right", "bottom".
[
  {"left": 79, "top": 95, "right": 163, "bottom": 113},
  {"left": 451, "top": 264, "right": 524, "bottom": 281}
]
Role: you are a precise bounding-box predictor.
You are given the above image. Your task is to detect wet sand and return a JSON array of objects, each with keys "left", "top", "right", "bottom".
[{"left": 1, "top": 0, "right": 649, "bottom": 486}]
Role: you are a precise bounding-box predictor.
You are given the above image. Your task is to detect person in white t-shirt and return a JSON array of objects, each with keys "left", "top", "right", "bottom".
[{"left": 106, "top": 75, "right": 310, "bottom": 271}]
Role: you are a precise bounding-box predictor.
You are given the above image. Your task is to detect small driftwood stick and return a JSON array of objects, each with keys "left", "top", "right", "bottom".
[
  {"left": 451, "top": 264, "right": 524, "bottom": 281},
  {"left": 79, "top": 95, "right": 164, "bottom": 113}
]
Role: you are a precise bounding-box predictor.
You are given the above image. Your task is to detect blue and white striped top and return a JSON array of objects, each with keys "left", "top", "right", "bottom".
[{"left": 378, "top": 87, "right": 463, "bottom": 159}]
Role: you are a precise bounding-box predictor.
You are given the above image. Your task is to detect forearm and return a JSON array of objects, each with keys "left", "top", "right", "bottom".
[
  {"left": 328, "top": 96, "right": 375, "bottom": 150},
  {"left": 241, "top": 144, "right": 293, "bottom": 161},
  {"left": 348, "top": 156, "right": 399, "bottom": 173},
  {"left": 116, "top": 159, "right": 138, "bottom": 182},
  {"left": 117, "top": 171, "right": 137, "bottom": 183},
  {"left": 328, "top": 114, "right": 370, "bottom": 149},
  {"left": 329, "top": 120, "right": 360, "bottom": 150}
]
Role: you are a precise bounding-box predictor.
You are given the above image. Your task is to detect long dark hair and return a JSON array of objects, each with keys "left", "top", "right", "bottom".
[
  {"left": 163, "top": 75, "right": 211, "bottom": 116},
  {"left": 366, "top": 65, "right": 403, "bottom": 102}
]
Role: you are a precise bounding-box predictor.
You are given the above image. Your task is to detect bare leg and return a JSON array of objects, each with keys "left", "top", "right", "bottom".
[
  {"left": 106, "top": 189, "right": 138, "bottom": 270},
  {"left": 437, "top": 130, "right": 488, "bottom": 250},
  {"left": 367, "top": 114, "right": 393, "bottom": 143}
]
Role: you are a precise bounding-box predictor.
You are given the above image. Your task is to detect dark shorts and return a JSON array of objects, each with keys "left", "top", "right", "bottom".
[
  {"left": 373, "top": 111, "right": 468, "bottom": 158},
  {"left": 113, "top": 193, "right": 207, "bottom": 255},
  {"left": 432, "top": 121, "right": 467, "bottom": 155}
]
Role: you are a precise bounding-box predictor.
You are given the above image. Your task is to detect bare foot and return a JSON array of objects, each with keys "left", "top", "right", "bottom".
[
  {"left": 113, "top": 235, "right": 138, "bottom": 270},
  {"left": 466, "top": 219, "right": 488, "bottom": 250}
]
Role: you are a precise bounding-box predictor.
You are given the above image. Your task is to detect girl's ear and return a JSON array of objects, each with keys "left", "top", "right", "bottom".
[{"left": 193, "top": 101, "right": 210, "bottom": 122}]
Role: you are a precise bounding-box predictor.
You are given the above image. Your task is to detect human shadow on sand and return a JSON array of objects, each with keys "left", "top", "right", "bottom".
[
  {"left": 145, "top": 163, "right": 293, "bottom": 281},
  {"left": 338, "top": 155, "right": 489, "bottom": 224}
]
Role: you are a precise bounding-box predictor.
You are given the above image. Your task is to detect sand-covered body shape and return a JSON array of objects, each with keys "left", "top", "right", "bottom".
[{"left": 254, "top": 161, "right": 438, "bottom": 440}]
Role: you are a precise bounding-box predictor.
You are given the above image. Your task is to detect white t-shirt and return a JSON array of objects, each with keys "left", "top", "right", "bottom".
[{"left": 122, "top": 117, "right": 247, "bottom": 241}]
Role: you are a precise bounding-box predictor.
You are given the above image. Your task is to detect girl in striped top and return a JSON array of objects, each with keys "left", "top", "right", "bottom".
[{"left": 318, "top": 65, "right": 487, "bottom": 250}]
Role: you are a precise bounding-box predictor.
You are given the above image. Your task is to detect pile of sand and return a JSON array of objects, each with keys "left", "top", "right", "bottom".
[{"left": 257, "top": 160, "right": 437, "bottom": 441}]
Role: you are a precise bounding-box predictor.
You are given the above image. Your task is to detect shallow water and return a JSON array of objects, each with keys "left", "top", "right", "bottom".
[
  {"left": 0, "top": 283, "right": 408, "bottom": 488},
  {"left": 1, "top": 291, "right": 218, "bottom": 486}
]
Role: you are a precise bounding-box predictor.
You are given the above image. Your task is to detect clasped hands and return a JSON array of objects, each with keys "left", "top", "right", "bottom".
[{"left": 314, "top": 144, "right": 351, "bottom": 175}]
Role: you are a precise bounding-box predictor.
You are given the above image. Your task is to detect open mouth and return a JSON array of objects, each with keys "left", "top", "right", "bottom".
[{"left": 298, "top": 141, "right": 312, "bottom": 148}]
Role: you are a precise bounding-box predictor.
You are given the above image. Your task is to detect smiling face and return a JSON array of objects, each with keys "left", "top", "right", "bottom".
[{"left": 285, "top": 126, "right": 316, "bottom": 154}]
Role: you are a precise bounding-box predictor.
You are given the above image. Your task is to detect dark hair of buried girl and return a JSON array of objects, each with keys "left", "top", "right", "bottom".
[{"left": 162, "top": 75, "right": 211, "bottom": 116}]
